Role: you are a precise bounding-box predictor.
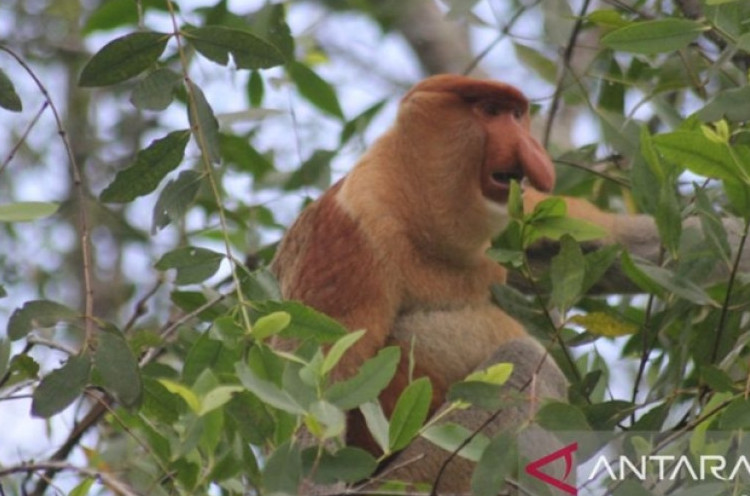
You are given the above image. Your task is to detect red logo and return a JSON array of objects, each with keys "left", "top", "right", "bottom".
[{"left": 524, "top": 442, "right": 578, "bottom": 495}]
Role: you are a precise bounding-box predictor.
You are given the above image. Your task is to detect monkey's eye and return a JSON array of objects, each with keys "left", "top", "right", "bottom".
[
  {"left": 512, "top": 107, "right": 524, "bottom": 120},
  {"left": 481, "top": 101, "right": 502, "bottom": 117}
]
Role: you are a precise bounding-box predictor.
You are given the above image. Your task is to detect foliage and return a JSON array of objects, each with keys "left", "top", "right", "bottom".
[{"left": 0, "top": 0, "right": 749, "bottom": 495}]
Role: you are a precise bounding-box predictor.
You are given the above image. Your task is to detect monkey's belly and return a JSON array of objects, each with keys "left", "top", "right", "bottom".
[{"left": 391, "top": 302, "right": 526, "bottom": 387}]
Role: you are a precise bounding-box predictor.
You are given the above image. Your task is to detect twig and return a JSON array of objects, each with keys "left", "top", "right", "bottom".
[
  {"left": 596, "top": 393, "right": 737, "bottom": 494},
  {"left": 28, "top": 392, "right": 113, "bottom": 496},
  {"left": 553, "top": 158, "right": 630, "bottom": 188},
  {"left": 0, "top": 101, "right": 48, "bottom": 175},
  {"left": 711, "top": 219, "right": 750, "bottom": 363},
  {"left": 26, "top": 336, "right": 77, "bottom": 355},
  {"left": 3, "top": 461, "right": 138, "bottom": 496},
  {"left": 462, "top": 1, "right": 540, "bottom": 76},
  {"left": 630, "top": 292, "right": 657, "bottom": 425},
  {"left": 138, "top": 292, "right": 227, "bottom": 366},
  {"left": 86, "top": 390, "right": 174, "bottom": 481},
  {"left": 542, "top": 0, "right": 593, "bottom": 148},
  {"left": 122, "top": 278, "right": 163, "bottom": 333},
  {"left": 0, "top": 45, "right": 97, "bottom": 351},
  {"left": 27, "top": 291, "right": 226, "bottom": 495},
  {"left": 164, "top": 1, "right": 253, "bottom": 333}
]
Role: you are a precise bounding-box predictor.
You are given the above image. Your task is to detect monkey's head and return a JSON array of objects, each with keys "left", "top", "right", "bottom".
[{"left": 393, "top": 75, "right": 556, "bottom": 245}]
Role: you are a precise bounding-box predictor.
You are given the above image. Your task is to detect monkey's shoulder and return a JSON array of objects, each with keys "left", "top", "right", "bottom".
[{"left": 272, "top": 182, "right": 390, "bottom": 321}]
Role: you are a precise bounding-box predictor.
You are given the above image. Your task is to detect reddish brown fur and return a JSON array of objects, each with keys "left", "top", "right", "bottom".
[{"left": 272, "top": 75, "right": 570, "bottom": 455}]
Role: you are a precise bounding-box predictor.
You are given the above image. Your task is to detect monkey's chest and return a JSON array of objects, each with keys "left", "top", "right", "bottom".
[{"left": 391, "top": 302, "right": 526, "bottom": 386}]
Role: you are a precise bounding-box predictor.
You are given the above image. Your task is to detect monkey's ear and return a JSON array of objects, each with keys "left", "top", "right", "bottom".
[{"left": 519, "top": 134, "right": 555, "bottom": 193}]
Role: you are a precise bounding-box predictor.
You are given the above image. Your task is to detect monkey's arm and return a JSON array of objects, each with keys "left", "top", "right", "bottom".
[{"left": 520, "top": 189, "right": 749, "bottom": 293}]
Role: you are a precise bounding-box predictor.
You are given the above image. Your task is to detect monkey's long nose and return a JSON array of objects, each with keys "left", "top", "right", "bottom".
[{"left": 519, "top": 137, "right": 555, "bottom": 192}]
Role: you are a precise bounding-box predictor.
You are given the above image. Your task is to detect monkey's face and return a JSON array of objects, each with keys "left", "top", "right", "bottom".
[
  {"left": 400, "top": 76, "right": 555, "bottom": 208},
  {"left": 472, "top": 97, "right": 556, "bottom": 206},
  {"left": 390, "top": 76, "right": 557, "bottom": 253}
]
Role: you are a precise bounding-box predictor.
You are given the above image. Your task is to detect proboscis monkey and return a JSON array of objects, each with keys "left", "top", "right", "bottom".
[{"left": 271, "top": 75, "right": 624, "bottom": 468}]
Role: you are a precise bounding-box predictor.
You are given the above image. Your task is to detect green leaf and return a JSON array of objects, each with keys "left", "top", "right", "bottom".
[
  {"left": 698, "top": 86, "right": 750, "bottom": 122},
  {"left": 199, "top": 385, "right": 243, "bottom": 416},
  {"left": 69, "top": 478, "right": 95, "bottom": 496},
  {"left": 79, "top": 31, "right": 170, "bottom": 87},
  {"left": 220, "top": 134, "right": 274, "bottom": 178},
  {"left": 7, "top": 300, "right": 79, "bottom": 340},
  {"left": 183, "top": 331, "right": 240, "bottom": 384},
  {"left": 253, "top": 300, "right": 348, "bottom": 343},
  {"left": 253, "top": 311, "right": 291, "bottom": 341},
  {"left": 247, "top": 70, "right": 264, "bottom": 107},
  {"left": 182, "top": 25, "right": 285, "bottom": 70},
  {"left": 490, "top": 284, "right": 552, "bottom": 339},
  {"left": 340, "top": 100, "right": 386, "bottom": 146},
  {"left": 288, "top": 61, "right": 344, "bottom": 120},
  {"left": 421, "top": 422, "right": 489, "bottom": 462},
  {"left": 263, "top": 441, "right": 302, "bottom": 494},
  {"left": 130, "top": 67, "right": 182, "bottom": 110},
  {"left": 581, "top": 245, "right": 620, "bottom": 293},
  {"left": 633, "top": 259, "right": 716, "bottom": 305},
  {"left": 471, "top": 432, "right": 516, "bottom": 496},
  {"left": 0, "top": 68, "right": 22, "bottom": 112},
  {"left": 306, "top": 399, "right": 346, "bottom": 439},
  {"left": 581, "top": 400, "right": 634, "bottom": 430},
  {"left": 360, "top": 401, "right": 389, "bottom": 453},
  {"left": 0, "top": 202, "right": 58, "bottom": 222},
  {"left": 157, "top": 378, "right": 201, "bottom": 413},
  {"left": 549, "top": 235, "right": 585, "bottom": 312},
  {"left": 508, "top": 180, "right": 523, "bottom": 220},
  {"left": 32, "top": 354, "right": 91, "bottom": 417},
  {"left": 388, "top": 377, "right": 432, "bottom": 452},
  {"left": 724, "top": 179, "right": 750, "bottom": 221},
  {"left": 171, "top": 290, "right": 226, "bottom": 322},
  {"left": 700, "top": 365, "right": 735, "bottom": 393},
  {"left": 152, "top": 170, "right": 203, "bottom": 232},
  {"left": 465, "top": 363, "right": 513, "bottom": 385},
  {"left": 719, "top": 398, "right": 750, "bottom": 429},
  {"left": 284, "top": 149, "right": 334, "bottom": 190},
  {"left": 695, "top": 187, "right": 732, "bottom": 264},
  {"left": 598, "top": 58, "right": 625, "bottom": 114},
  {"left": 527, "top": 196, "right": 567, "bottom": 221},
  {"left": 302, "top": 447, "right": 377, "bottom": 484},
  {"left": 535, "top": 401, "right": 591, "bottom": 431},
  {"left": 154, "top": 246, "right": 224, "bottom": 285},
  {"left": 655, "top": 182, "right": 682, "bottom": 258},
  {"left": 322, "top": 330, "right": 366, "bottom": 376},
  {"left": 570, "top": 312, "right": 638, "bottom": 337},
  {"left": 601, "top": 19, "right": 707, "bottom": 54},
  {"left": 0, "top": 339, "right": 10, "bottom": 377},
  {"left": 187, "top": 81, "right": 221, "bottom": 164},
  {"left": 82, "top": 0, "right": 138, "bottom": 34},
  {"left": 141, "top": 378, "right": 182, "bottom": 423},
  {"left": 326, "top": 347, "right": 400, "bottom": 410},
  {"left": 251, "top": 3, "right": 295, "bottom": 60},
  {"left": 235, "top": 361, "right": 305, "bottom": 414},
  {"left": 447, "top": 381, "right": 504, "bottom": 410},
  {"left": 94, "top": 326, "right": 142, "bottom": 407},
  {"left": 513, "top": 43, "right": 557, "bottom": 83},
  {"left": 527, "top": 216, "right": 607, "bottom": 244},
  {"left": 587, "top": 9, "right": 629, "bottom": 29},
  {"left": 653, "top": 131, "right": 749, "bottom": 182},
  {"left": 620, "top": 252, "right": 665, "bottom": 296},
  {"left": 100, "top": 130, "right": 190, "bottom": 203}
]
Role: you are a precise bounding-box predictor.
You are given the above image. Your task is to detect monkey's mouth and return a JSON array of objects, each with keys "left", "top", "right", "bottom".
[
  {"left": 482, "top": 168, "right": 524, "bottom": 204},
  {"left": 490, "top": 171, "right": 524, "bottom": 186}
]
